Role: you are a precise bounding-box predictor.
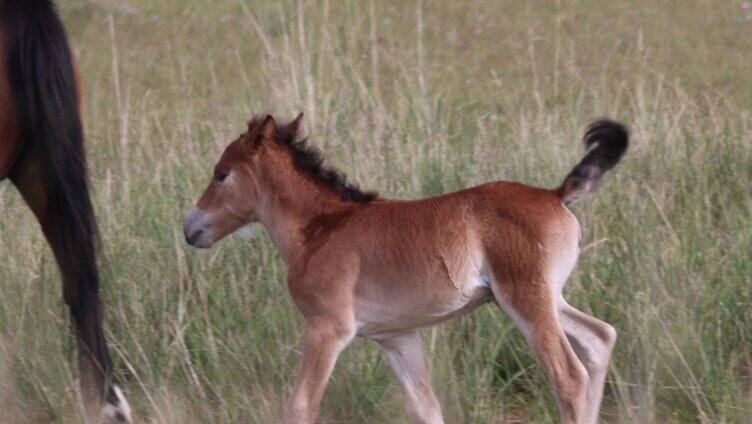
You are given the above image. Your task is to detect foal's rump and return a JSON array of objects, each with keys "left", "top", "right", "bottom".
[{"left": 471, "top": 182, "right": 581, "bottom": 306}]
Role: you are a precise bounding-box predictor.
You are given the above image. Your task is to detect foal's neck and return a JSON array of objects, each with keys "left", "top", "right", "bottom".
[{"left": 257, "top": 172, "right": 349, "bottom": 265}]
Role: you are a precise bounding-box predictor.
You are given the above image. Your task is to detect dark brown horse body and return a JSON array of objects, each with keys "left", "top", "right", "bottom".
[
  {"left": 0, "top": 1, "right": 129, "bottom": 421},
  {"left": 0, "top": 24, "right": 19, "bottom": 178}
]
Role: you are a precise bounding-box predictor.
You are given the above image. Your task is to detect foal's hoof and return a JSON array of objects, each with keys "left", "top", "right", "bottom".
[{"left": 101, "top": 385, "right": 132, "bottom": 423}]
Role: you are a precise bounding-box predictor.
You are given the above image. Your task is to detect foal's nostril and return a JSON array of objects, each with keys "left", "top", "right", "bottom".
[
  {"left": 186, "top": 229, "right": 203, "bottom": 246},
  {"left": 184, "top": 207, "right": 212, "bottom": 248}
]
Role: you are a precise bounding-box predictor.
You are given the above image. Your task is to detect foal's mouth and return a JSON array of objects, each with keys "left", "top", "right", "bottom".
[
  {"left": 185, "top": 228, "right": 208, "bottom": 247},
  {"left": 183, "top": 207, "right": 213, "bottom": 248}
]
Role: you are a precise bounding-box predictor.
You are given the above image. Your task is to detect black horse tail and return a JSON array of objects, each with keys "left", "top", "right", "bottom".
[
  {"left": 557, "top": 119, "right": 629, "bottom": 204},
  {"left": 3, "top": 0, "right": 113, "bottom": 395}
]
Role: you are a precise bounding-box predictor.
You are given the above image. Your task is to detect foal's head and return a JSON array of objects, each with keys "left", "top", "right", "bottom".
[
  {"left": 183, "top": 113, "right": 376, "bottom": 248},
  {"left": 182, "top": 114, "right": 298, "bottom": 248}
]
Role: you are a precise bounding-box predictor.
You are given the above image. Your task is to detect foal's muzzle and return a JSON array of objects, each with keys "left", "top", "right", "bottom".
[{"left": 183, "top": 207, "right": 213, "bottom": 248}]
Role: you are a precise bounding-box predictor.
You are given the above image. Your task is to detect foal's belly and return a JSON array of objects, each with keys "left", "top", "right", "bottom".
[{"left": 354, "top": 274, "right": 494, "bottom": 340}]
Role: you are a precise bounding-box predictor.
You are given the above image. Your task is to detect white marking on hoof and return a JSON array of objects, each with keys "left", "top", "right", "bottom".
[{"left": 101, "top": 385, "right": 132, "bottom": 423}]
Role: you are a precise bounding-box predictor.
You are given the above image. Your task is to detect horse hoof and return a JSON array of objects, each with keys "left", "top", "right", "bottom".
[{"left": 101, "top": 385, "right": 132, "bottom": 423}]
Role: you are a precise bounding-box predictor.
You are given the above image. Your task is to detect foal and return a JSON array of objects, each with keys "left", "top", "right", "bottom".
[{"left": 184, "top": 114, "right": 628, "bottom": 424}]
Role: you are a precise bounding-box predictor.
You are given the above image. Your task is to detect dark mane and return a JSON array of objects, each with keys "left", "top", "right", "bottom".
[{"left": 247, "top": 115, "right": 378, "bottom": 203}]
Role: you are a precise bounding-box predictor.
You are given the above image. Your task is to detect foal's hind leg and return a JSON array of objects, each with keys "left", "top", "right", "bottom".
[
  {"left": 559, "top": 299, "right": 616, "bottom": 424},
  {"left": 10, "top": 153, "right": 130, "bottom": 423},
  {"left": 377, "top": 331, "right": 443, "bottom": 424},
  {"left": 491, "top": 281, "right": 589, "bottom": 424}
]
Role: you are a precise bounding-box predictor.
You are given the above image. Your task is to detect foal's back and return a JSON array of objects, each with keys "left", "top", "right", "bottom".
[{"left": 315, "top": 180, "right": 575, "bottom": 280}]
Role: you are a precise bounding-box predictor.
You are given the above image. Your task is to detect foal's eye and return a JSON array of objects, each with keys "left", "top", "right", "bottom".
[{"left": 215, "top": 171, "right": 229, "bottom": 183}]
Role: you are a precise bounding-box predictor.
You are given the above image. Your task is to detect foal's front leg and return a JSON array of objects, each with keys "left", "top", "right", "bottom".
[{"left": 285, "top": 320, "right": 355, "bottom": 424}]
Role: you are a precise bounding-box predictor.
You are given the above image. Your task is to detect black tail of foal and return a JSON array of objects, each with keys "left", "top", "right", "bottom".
[{"left": 558, "top": 119, "right": 629, "bottom": 204}]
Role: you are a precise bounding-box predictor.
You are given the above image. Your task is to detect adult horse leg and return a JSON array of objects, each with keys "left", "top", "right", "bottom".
[
  {"left": 2, "top": 1, "right": 130, "bottom": 420},
  {"left": 9, "top": 152, "right": 130, "bottom": 423}
]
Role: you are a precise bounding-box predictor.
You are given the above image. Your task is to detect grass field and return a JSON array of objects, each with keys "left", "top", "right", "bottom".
[{"left": 1, "top": 0, "right": 751, "bottom": 422}]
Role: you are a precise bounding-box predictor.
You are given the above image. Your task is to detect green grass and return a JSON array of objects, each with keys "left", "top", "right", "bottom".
[{"left": 1, "top": 0, "right": 751, "bottom": 422}]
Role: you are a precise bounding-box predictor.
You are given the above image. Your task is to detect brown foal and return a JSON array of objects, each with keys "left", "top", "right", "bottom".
[{"left": 184, "top": 113, "right": 628, "bottom": 424}]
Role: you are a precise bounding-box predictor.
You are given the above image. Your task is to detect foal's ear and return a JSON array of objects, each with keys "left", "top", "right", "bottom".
[
  {"left": 288, "top": 112, "right": 304, "bottom": 134},
  {"left": 260, "top": 114, "right": 276, "bottom": 140}
]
